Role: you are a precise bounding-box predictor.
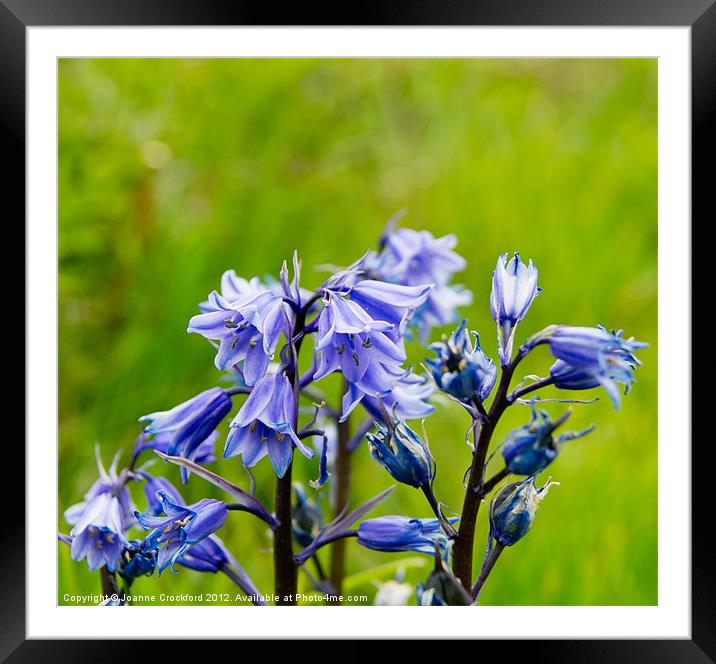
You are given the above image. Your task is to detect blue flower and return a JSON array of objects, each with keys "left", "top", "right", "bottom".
[
  {"left": 225, "top": 372, "right": 313, "bottom": 477},
  {"left": 139, "top": 388, "right": 232, "bottom": 482},
  {"left": 501, "top": 403, "right": 595, "bottom": 476},
  {"left": 138, "top": 470, "right": 185, "bottom": 516},
  {"left": 135, "top": 490, "right": 228, "bottom": 574},
  {"left": 362, "top": 371, "right": 435, "bottom": 422},
  {"left": 357, "top": 516, "right": 453, "bottom": 555},
  {"left": 135, "top": 431, "right": 218, "bottom": 484},
  {"left": 366, "top": 416, "right": 433, "bottom": 488},
  {"left": 176, "top": 534, "right": 232, "bottom": 573},
  {"left": 546, "top": 326, "right": 648, "bottom": 409},
  {"left": 489, "top": 477, "right": 557, "bottom": 547},
  {"left": 490, "top": 253, "right": 541, "bottom": 365},
  {"left": 313, "top": 284, "right": 425, "bottom": 391},
  {"left": 118, "top": 539, "right": 157, "bottom": 581},
  {"left": 427, "top": 321, "right": 497, "bottom": 403},
  {"left": 377, "top": 227, "right": 472, "bottom": 341},
  {"left": 188, "top": 278, "right": 286, "bottom": 383},
  {"left": 64, "top": 451, "right": 134, "bottom": 572}
]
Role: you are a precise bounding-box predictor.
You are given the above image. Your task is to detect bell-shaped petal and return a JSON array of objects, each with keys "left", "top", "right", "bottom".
[{"left": 490, "top": 253, "right": 541, "bottom": 365}]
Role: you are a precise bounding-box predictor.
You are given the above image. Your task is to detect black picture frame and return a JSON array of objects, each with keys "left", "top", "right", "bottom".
[{"left": 5, "top": 0, "right": 706, "bottom": 659}]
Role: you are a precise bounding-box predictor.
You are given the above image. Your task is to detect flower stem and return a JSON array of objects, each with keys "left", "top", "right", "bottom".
[
  {"left": 99, "top": 566, "right": 118, "bottom": 596},
  {"left": 329, "top": 386, "right": 352, "bottom": 603},
  {"left": 478, "top": 467, "right": 510, "bottom": 498},
  {"left": 451, "top": 351, "right": 524, "bottom": 591},
  {"left": 421, "top": 483, "right": 457, "bottom": 538},
  {"left": 273, "top": 461, "right": 297, "bottom": 605},
  {"left": 471, "top": 541, "right": 505, "bottom": 601},
  {"left": 509, "top": 375, "right": 556, "bottom": 402}
]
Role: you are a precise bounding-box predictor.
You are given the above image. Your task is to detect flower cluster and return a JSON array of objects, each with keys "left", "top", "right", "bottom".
[{"left": 60, "top": 215, "right": 647, "bottom": 607}]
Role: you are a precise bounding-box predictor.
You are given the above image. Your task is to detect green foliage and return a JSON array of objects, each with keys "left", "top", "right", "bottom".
[{"left": 58, "top": 58, "right": 657, "bottom": 605}]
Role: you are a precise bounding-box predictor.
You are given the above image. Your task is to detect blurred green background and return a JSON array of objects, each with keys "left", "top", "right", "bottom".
[{"left": 58, "top": 58, "right": 657, "bottom": 606}]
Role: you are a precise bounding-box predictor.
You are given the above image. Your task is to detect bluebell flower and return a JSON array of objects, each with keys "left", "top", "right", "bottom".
[
  {"left": 427, "top": 321, "right": 497, "bottom": 403},
  {"left": 135, "top": 431, "right": 218, "bottom": 484},
  {"left": 118, "top": 539, "right": 157, "bottom": 581},
  {"left": 357, "top": 516, "right": 453, "bottom": 555},
  {"left": 138, "top": 470, "right": 184, "bottom": 516},
  {"left": 490, "top": 253, "right": 541, "bottom": 365},
  {"left": 139, "top": 388, "right": 231, "bottom": 482},
  {"left": 177, "top": 534, "right": 232, "bottom": 573},
  {"left": 362, "top": 371, "right": 435, "bottom": 422},
  {"left": 489, "top": 477, "right": 557, "bottom": 547},
  {"left": 64, "top": 450, "right": 134, "bottom": 572},
  {"left": 546, "top": 325, "right": 648, "bottom": 409},
  {"left": 313, "top": 283, "right": 428, "bottom": 393},
  {"left": 366, "top": 416, "right": 433, "bottom": 488},
  {"left": 292, "top": 484, "right": 323, "bottom": 547},
  {"left": 340, "top": 364, "right": 435, "bottom": 422},
  {"left": 188, "top": 278, "right": 286, "bottom": 383},
  {"left": 502, "top": 403, "right": 595, "bottom": 476},
  {"left": 225, "top": 371, "right": 313, "bottom": 477},
  {"left": 135, "top": 490, "right": 228, "bottom": 574},
  {"left": 377, "top": 227, "right": 472, "bottom": 341}
]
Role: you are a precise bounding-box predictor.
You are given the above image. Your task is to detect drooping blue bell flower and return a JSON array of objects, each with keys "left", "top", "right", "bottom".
[
  {"left": 501, "top": 403, "right": 595, "bottom": 476},
  {"left": 376, "top": 226, "right": 472, "bottom": 341},
  {"left": 357, "top": 516, "right": 454, "bottom": 555},
  {"left": 489, "top": 476, "right": 557, "bottom": 547},
  {"left": 361, "top": 370, "right": 435, "bottom": 422},
  {"left": 134, "top": 490, "right": 228, "bottom": 574},
  {"left": 176, "top": 534, "right": 232, "bottom": 573},
  {"left": 139, "top": 388, "right": 232, "bottom": 483},
  {"left": 64, "top": 449, "right": 135, "bottom": 572},
  {"left": 427, "top": 321, "right": 497, "bottom": 403},
  {"left": 188, "top": 277, "right": 286, "bottom": 383},
  {"left": 118, "top": 539, "right": 158, "bottom": 581},
  {"left": 366, "top": 413, "right": 433, "bottom": 488},
  {"left": 546, "top": 325, "right": 648, "bottom": 409},
  {"left": 225, "top": 371, "right": 313, "bottom": 477},
  {"left": 490, "top": 252, "right": 541, "bottom": 365}
]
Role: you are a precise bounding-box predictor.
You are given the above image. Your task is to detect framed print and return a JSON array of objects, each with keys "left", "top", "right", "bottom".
[{"left": 5, "top": 0, "right": 709, "bottom": 658}]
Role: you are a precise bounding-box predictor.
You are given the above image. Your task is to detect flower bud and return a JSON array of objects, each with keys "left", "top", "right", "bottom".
[
  {"left": 416, "top": 543, "right": 472, "bottom": 606},
  {"left": 489, "top": 477, "right": 557, "bottom": 547},
  {"left": 427, "top": 321, "right": 497, "bottom": 403},
  {"left": 366, "top": 415, "right": 432, "bottom": 488},
  {"left": 490, "top": 253, "right": 541, "bottom": 365},
  {"left": 501, "top": 403, "right": 595, "bottom": 476},
  {"left": 292, "top": 483, "right": 323, "bottom": 547}
]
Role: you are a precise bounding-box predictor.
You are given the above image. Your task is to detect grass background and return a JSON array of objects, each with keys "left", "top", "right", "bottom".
[{"left": 58, "top": 58, "right": 657, "bottom": 606}]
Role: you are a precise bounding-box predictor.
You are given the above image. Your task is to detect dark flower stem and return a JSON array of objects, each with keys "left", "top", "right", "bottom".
[
  {"left": 100, "top": 566, "right": 118, "bottom": 596},
  {"left": 509, "top": 375, "right": 556, "bottom": 402},
  {"left": 421, "top": 483, "right": 457, "bottom": 538},
  {"left": 272, "top": 295, "right": 315, "bottom": 605},
  {"left": 478, "top": 467, "right": 510, "bottom": 498},
  {"left": 451, "top": 352, "right": 524, "bottom": 591},
  {"left": 471, "top": 541, "right": 505, "bottom": 600},
  {"left": 274, "top": 463, "right": 297, "bottom": 605},
  {"left": 329, "top": 381, "right": 352, "bottom": 604}
]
